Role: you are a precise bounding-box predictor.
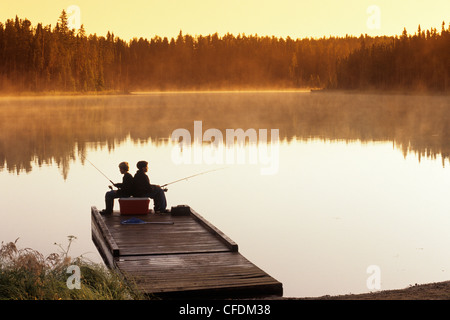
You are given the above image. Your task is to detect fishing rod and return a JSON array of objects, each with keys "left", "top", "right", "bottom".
[
  {"left": 80, "top": 154, "right": 116, "bottom": 189},
  {"left": 161, "top": 167, "right": 228, "bottom": 188},
  {"left": 81, "top": 154, "right": 226, "bottom": 191}
]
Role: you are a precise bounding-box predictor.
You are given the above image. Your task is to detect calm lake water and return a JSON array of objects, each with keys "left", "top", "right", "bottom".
[{"left": 1, "top": 91, "right": 450, "bottom": 298}]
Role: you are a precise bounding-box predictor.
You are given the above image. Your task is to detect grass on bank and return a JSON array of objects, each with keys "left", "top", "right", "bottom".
[{"left": 0, "top": 236, "right": 146, "bottom": 300}]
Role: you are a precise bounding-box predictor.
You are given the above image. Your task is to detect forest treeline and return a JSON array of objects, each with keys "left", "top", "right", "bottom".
[{"left": 0, "top": 11, "right": 449, "bottom": 93}]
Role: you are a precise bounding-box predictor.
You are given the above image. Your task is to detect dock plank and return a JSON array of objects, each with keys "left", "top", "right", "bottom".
[
  {"left": 116, "top": 252, "right": 283, "bottom": 297},
  {"left": 103, "top": 214, "right": 230, "bottom": 255}
]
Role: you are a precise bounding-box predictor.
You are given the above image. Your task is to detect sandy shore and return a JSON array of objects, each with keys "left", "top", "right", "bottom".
[{"left": 291, "top": 280, "right": 450, "bottom": 300}]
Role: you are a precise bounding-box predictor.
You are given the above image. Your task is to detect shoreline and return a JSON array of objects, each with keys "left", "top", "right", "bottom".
[
  {"left": 311, "top": 88, "right": 450, "bottom": 97},
  {"left": 281, "top": 280, "right": 450, "bottom": 300},
  {"left": 0, "top": 87, "right": 449, "bottom": 98},
  {"left": 0, "top": 90, "right": 131, "bottom": 98},
  {"left": 0, "top": 88, "right": 311, "bottom": 98}
]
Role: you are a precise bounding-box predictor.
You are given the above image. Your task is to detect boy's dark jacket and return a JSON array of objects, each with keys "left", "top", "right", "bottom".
[
  {"left": 115, "top": 172, "right": 134, "bottom": 197},
  {"left": 132, "top": 169, "right": 153, "bottom": 197}
]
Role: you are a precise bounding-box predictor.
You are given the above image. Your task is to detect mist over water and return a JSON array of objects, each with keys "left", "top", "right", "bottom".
[
  {"left": 1, "top": 91, "right": 450, "bottom": 175},
  {"left": 1, "top": 91, "right": 450, "bottom": 297}
]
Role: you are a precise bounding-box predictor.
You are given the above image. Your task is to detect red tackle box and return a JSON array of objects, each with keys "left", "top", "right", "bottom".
[{"left": 119, "top": 198, "right": 150, "bottom": 215}]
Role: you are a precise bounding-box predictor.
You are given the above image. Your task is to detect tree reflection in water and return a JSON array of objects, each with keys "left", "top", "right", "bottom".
[{"left": 1, "top": 91, "right": 449, "bottom": 179}]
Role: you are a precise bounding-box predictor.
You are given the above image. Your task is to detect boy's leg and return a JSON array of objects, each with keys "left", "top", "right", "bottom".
[
  {"left": 149, "top": 185, "right": 167, "bottom": 212},
  {"left": 104, "top": 190, "right": 117, "bottom": 214}
]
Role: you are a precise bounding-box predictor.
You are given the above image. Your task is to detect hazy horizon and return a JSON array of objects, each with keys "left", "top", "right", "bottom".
[{"left": 1, "top": 1, "right": 449, "bottom": 41}]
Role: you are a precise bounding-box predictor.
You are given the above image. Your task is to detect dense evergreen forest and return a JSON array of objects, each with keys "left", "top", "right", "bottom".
[{"left": 0, "top": 11, "right": 449, "bottom": 93}]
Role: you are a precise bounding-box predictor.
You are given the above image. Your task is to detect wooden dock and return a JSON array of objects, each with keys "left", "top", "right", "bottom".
[{"left": 91, "top": 204, "right": 283, "bottom": 299}]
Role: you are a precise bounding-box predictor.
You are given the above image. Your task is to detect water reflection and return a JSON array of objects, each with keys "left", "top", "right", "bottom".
[{"left": 1, "top": 92, "right": 450, "bottom": 177}]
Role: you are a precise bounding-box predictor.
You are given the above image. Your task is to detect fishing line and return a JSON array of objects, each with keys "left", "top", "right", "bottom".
[{"left": 81, "top": 153, "right": 227, "bottom": 191}]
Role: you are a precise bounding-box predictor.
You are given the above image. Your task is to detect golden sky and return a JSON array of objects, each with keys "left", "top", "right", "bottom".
[{"left": 1, "top": 0, "right": 449, "bottom": 40}]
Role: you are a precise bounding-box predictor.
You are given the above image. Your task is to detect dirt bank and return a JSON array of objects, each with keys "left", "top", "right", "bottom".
[{"left": 297, "top": 281, "right": 450, "bottom": 300}]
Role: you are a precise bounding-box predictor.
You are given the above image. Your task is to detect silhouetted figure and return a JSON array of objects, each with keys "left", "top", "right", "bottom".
[
  {"left": 100, "top": 162, "right": 133, "bottom": 214},
  {"left": 133, "top": 160, "right": 168, "bottom": 213}
]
